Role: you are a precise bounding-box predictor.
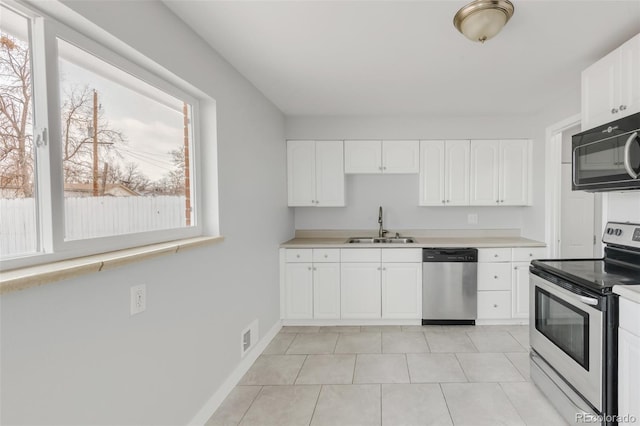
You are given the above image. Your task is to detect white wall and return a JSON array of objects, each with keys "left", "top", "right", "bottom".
[
  {"left": 607, "top": 192, "right": 640, "bottom": 223},
  {"left": 286, "top": 91, "right": 580, "bottom": 241},
  {"left": 1, "top": 2, "right": 292, "bottom": 425}
]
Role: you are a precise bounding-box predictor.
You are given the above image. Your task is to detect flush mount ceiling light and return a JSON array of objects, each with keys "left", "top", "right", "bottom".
[{"left": 453, "top": 0, "right": 515, "bottom": 44}]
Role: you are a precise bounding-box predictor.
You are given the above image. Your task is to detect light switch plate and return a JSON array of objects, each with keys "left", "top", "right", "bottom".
[
  {"left": 130, "top": 284, "right": 146, "bottom": 316},
  {"left": 467, "top": 213, "right": 478, "bottom": 225}
]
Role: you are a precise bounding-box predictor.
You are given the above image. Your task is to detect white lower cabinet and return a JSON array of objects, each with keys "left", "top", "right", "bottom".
[
  {"left": 285, "top": 263, "right": 313, "bottom": 319},
  {"left": 618, "top": 297, "right": 640, "bottom": 426},
  {"left": 341, "top": 263, "right": 382, "bottom": 319},
  {"left": 313, "top": 263, "right": 340, "bottom": 319},
  {"left": 477, "top": 291, "right": 512, "bottom": 319},
  {"left": 511, "top": 262, "right": 530, "bottom": 319},
  {"left": 382, "top": 263, "right": 422, "bottom": 319}
]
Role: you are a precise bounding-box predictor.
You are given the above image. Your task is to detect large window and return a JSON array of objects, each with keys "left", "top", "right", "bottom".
[{"left": 0, "top": 3, "right": 202, "bottom": 268}]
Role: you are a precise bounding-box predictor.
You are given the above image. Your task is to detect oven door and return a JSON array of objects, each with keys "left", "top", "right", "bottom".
[{"left": 530, "top": 274, "right": 603, "bottom": 411}]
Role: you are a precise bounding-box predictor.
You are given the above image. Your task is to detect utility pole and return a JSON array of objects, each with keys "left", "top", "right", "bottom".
[
  {"left": 92, "top": 89, "right": 99, "bottom": 196},
  {"left": 183, "top": 102, "right": 191, "bottom": 226}
]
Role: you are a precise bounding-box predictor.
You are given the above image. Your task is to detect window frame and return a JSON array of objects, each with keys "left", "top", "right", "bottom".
[{"left": 1, "top": 1, "right": 205, "bottom": 271}]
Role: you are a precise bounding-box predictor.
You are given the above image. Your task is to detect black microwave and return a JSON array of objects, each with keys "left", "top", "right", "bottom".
[{"left": 572, "top": 112, "right": 640, "bottom": 191}]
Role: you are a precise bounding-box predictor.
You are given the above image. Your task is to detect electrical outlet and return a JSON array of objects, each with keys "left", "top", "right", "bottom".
[
  {"left": 130, "top": 284, "right": 146, "bottom": 316},
  {"left": 467, "top": 213, "right": 478, "bottom": 225}
]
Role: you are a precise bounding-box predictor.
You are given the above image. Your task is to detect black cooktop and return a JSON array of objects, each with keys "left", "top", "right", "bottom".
[{"left": 531, "top": 258, "right": 640, "bottom": 294}]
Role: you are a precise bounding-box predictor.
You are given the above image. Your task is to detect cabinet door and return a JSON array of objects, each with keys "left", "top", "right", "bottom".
[
  {"left": 470, "top": 140, "right": 500, "bottom": 205},
  {"left": 618, "top": 327, "right": 640, "bottom": 426},
  {"left": 477, "top": 291, "right": 512, "bottom": 319},
  {"left": 419, "top": 140, "right": 445, "bottom": 206},
  {"left": 341, "top": 263, "right": 381, "bottom": 319},
  {"left": 382, "top": 263, "right": 422, "bottom": 319},
  {"left": 344, "top": 140, "right": 382, "bottom": 174},
  {"left": 285, "top": 263, "right": 313, "bottom": 319},
  {"left": 445, "top": 140, "right": 470, "bottom": 206},
  {"left": 511, "top": 262, "right": 530, "bottom": 319},
  {"left": 582, "top": 49, "right": 620, "bottom": 131},
  {"left": 382, "top": 140, "right": 419, "bottom": 174},
  {"left": 500, "top": 140, "right": 530, "bottom": 206},
  {"left": 313, "top": 263, "right": 341, "bottom": 319},
  {"left": 619, "top": 34, "right": 640, "bottom": 120},
  {"left": 287, "top": 140, "right": 316, "bottom": 206},
  {"left": 315, "top": 140, "right": 345, "bottom": 206}
]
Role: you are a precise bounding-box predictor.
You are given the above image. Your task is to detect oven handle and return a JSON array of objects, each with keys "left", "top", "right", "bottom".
[
  {"left": 578, "top": 295, "right": 599, "bottom": 306},
  {"left": 624, "top": 131, "right": 638, "bottom": 179}
]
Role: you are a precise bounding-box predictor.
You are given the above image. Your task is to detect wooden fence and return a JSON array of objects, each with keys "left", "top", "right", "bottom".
[{"left": 1, "top": 196, "right": 186, "bottom": 257}]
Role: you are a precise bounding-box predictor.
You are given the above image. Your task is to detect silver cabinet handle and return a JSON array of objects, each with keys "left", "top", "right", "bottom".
[
  {"left": 296, "top": 254, "right": 300, "bottom": 258},
  {"left": 324, "top": 254, "right": 328, "bottom": 258},
  {"left": 442, "top": 200, "right": 445, "bottom": 204},
  {"left": 382, "top": 267, "right": 386, "bottom": 271},
  {"left": 308, "top": 266, "right": 312, "bottom": 271},
  {"left": 493, "top": 304, "right": 498, "bottom": 308},
  {"left": 494, "top": 275, "right": 498, "bottom": 279},
  {"left": 623, "top": 132, "right": 639, "bottom": 179},
  {"left": 494, "top": 254, "right": 499, "bottom": 258},
  {"left": 620, "top": 104, "right": 627, "bottom": 111},
  {"left": 446, "top": 200, "right": 450, "bottom": 203},
  {"left": 377, "top": 267, "right": 381, "bottom": 271},
  {"left": 611, "top": 107, "right": 619, "bottom": 114},
  {"left": 383, "top": 166, "right": 387, "bottom": 170},
  {"left": 313, "top": 267, "right": 317, "bottom": 271}
]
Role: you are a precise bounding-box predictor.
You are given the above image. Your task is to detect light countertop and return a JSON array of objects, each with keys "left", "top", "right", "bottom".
[
  {"left": 280, "top": 235, "right": 546, "bottom": 249},
  {"left": 614, "top": 286, "right": 640, "bottom": 304}
]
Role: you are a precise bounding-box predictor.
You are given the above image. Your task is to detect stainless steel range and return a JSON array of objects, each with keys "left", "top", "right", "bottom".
[{"left": 529, "top": 222, "right": 640, "bottom": 426}]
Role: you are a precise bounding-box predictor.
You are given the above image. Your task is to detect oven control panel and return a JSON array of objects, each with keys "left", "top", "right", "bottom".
[{"left": 602, "top": 222, "right": 640, "bottom": 249}]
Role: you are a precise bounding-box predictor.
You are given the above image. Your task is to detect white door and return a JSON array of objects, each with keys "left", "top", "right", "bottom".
[
  {"left": 313, "top": 263, "right": 340, "bottom": 319},
  {"left": 561, "top": 164, "right": 596, "bottom": 258},
  {"left": 340, "top": 263, "right": 381, "bottom": 319},
  {"left": 512, "top": 262, "right": 530, "bottom": 319},
  {"left": 419, "top": 140, "right": 445, "bottom": 206},
  {"left": 500, "top": 140, "right": 530, "bottom": 206},
  {"left": 344, "top": 140, "right": 382, "bottom": 173},
  {"left": 315, "top": 140, "right": 345, "bottom": 207},
  {"left": 382, "top": 140, "right": 419, "bottom": 174},
  {"left": 285, "top": 263, "right": 313, "bottom": 319},
  {"left": 618, "top": 327, "right": 640, "bottom": 426},
  {"left": 470, "top": 140, "right": 500, "bottom": 205},
  {"left": 287, "top": 140, "right": 315, "bottom": 206},
  {"left": 381, "top": 263, "right": 422, "bottom": 319},
  {"left": 619, "top": 34, "right": 640, "bottom": 120},
  {"left": 445, "top": 140, "right": 470, "bottom": 206},
  {"left": 581, "top": 49, "right": 619, "bottom": 130}
]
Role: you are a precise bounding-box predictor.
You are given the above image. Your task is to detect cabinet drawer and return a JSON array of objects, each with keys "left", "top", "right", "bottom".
[
  {"left": 313, "top": 249, "right": 340, "bottom": 263},
  {"left": 478, "top": 248, "right": 512, "bottom": 262},
  {"left": 477, "top": 291, "right": 512, "bottom": 319},
  {"left": 620, "top": 297, "right": 640, "bottom": 337},
  {"left": 478, "top": 263, "right": 512, "bottom": 290},
  {"left": 340, "top": 249, "right": 381, "bottom": 263},
  {"left": 286, "top": 249, "right": 313, "bottom": 263},
  {"left": 512, "top": 247, "right": 547, "bottom": 262},
  {"left": 382, "top": 248, "right": 422, "bottom": 263}
]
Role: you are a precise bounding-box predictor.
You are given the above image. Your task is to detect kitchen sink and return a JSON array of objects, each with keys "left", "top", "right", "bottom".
[{"left": 347, "top": 237, "right": 416, "bottom": 244}]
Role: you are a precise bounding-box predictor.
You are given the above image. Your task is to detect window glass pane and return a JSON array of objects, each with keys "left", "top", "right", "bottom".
[
  {"left": 0, "top": 5, "right": 38, "bottom": 258},
  {"left": 57, "top": 39, "right": 194, "bottom": 241}
]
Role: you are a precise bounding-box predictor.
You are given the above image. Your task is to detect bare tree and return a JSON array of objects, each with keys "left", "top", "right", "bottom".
[{"left": 0, "top": 34, "right": 32, "bottom": 197}]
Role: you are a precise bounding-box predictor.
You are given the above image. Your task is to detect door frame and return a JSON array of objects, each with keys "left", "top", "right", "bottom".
[{"left": 544, "top": 114, "right": 601, "bottom": 258}]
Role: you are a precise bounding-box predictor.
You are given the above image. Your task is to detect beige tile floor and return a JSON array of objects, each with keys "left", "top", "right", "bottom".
[{"left": 206, "top": 325, "right": 568, "bottom": 426}]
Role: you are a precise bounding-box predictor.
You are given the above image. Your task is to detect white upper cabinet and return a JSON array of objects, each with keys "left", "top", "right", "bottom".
[
  {"left": 500, "top": 139, "right": 531, "bottom": 206},
  {"left": 419, "top": 140, "right": 445, "bottom": 206},
  {"left": 345, "top": 140, "right": 419, "bottom": 174},
  {"left": 470, "top": 139, "right": 531, "bottom": 206},
  {"left": 419, "top": 140, "right": 470, "bottom": 206},
  {"left": 582, "top": 33, "right": 640, "bottom": 130},
  {"left": 382, "top": 140, "right": 420, "bottom": 173},
  {"left": 287, "top": 140, "right": 344, "bottom": 207},
  {"left": 445, "top": 140, "right": 471, "bottom": 206},
  {"left": 470, "top": 140, "right": 500, "bottom": 205},
  {"left": 344, "top": 140, "right": 382, "bottom": 173}
]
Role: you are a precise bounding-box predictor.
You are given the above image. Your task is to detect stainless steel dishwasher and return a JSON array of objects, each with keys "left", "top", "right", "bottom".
[{"left": 422, "top": 248, "right": 478, "bottom": 325}]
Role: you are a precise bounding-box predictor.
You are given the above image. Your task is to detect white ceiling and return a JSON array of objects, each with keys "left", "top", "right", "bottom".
[{"left": 164, "top": 1, "right": 640, "bottom": 117}]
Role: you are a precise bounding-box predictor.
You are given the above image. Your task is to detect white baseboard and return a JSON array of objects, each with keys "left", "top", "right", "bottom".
[
  {"left": 188, "top": 320, "right": 282, "bottom": 426},
  {"left": 281, "top": 319, "right": 421, "bottom": 326}
]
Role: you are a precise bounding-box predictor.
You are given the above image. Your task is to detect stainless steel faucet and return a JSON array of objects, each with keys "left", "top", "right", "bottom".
[{"left": 378, "top": 206, "right": 388, "bottom": 237}]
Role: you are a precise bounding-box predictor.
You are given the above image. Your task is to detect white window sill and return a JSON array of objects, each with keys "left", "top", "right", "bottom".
[{"left": 0, "top": 236, "right": 224, "bottom": 295}]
